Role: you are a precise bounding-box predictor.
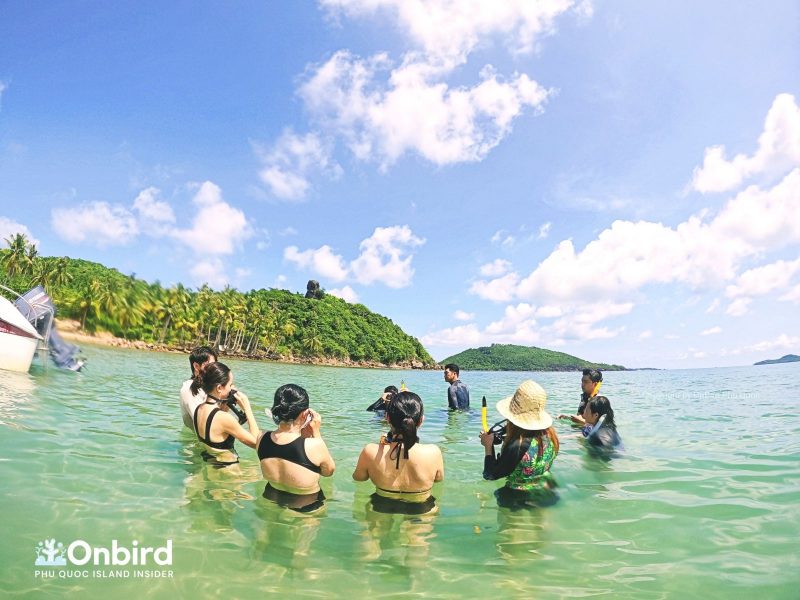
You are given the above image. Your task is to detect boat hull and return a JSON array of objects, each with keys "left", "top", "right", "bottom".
[{"left": 0, "top": 329, "right": 39, "bottom": 372}]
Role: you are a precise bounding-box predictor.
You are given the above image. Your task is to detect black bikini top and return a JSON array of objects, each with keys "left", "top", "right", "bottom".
[
  {"left": 257, "top": 433, "right": 321, "bottom": 474},
  {"left": 193, "top": 401, "right": 236, "bottom": 451}
]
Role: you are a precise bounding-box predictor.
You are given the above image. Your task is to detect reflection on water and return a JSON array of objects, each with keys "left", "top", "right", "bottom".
[
  {"left": 2, "top": 347, "right": 799, "bottom": 599},
  {"left": 0, "top": 369, "right": 36, "bottom": 427}
]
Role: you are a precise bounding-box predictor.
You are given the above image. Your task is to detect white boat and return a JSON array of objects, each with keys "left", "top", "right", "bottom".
[{"left": 0, "top": 294, "right": 43, "bottom": 372}]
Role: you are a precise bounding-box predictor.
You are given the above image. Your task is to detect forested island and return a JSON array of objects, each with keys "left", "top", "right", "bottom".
[
  {"left": 441, "top": 343, "right": 626, "bottom": 372},
  {"left": 0, "top": 234, "right": 435, "bottom": 368},
  {"left": 754, "top": 354, "right": 800, "bottom": 365}
]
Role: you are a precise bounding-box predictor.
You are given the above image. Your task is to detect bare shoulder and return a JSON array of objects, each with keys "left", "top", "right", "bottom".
[
  {"left": 418, "top": 443, "right": 443, "bottom": 458},
  {"left": 360, "top": 442, "right": 380, "bottom": 456}
]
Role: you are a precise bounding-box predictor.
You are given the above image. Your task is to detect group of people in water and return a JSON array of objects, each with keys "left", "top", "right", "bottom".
[{"left": 178, "top": 346, "right": 623, "bottom": 515}]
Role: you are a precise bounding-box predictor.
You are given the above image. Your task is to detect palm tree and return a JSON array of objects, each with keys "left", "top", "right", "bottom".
[{"left": 1, "top": 233, "right": 32, "bottom": 278}]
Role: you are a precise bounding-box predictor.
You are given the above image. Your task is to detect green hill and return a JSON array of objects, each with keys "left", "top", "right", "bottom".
[
  {"left": 440, "top": 343, "right": 625, "bottom": 372},
  {"left": 754, "top": 354, "right": 800, "bottom": 365},
  {"left": 0, "top": 234, "right": 435, "bottom": 368}
]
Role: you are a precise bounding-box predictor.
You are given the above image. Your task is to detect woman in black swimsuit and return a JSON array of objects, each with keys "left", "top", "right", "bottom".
[
  {"left": 257, "top": 384, "right": 335, "bottom": 512},
  {"left": 191, "top": 362, "right": 260, "bottom": 466}
]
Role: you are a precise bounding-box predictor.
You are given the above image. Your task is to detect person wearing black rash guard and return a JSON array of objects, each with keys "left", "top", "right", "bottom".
[
  {"left": 191, "top": 362, "right": 260, "bottom": 466},
  {"left": 257, "top": 384, "right": 335, "bottom": 513},
  {"left": 366, "top": 385, "right": 398, "bottom": 412},
  {"left": 581, "top": 396, "right": 623, "bottom": 451}
]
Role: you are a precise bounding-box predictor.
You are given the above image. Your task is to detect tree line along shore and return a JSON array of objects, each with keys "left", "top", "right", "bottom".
[{"left": 0, "top": 234, "right": 435, "bottom": 369}]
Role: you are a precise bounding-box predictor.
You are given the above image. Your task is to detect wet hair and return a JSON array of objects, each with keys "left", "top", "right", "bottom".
[
  {"left": 386, "top": 391, "right": 423, "bottom": 466},
  {"left": 271, "top": 384, "right": 310, "bottom": 425},
  {"left": 586, "top": 396, "right": 616, "bottom": 430},
  {"left": 444, "top": 363, "right": 460, "bottom": 376},
  {"left": 190, "top": 361, "right": 230, "bottom": 397},
  {"left": 189, "top": 346, "right": 218, "bottom": 376},
  {"left": 582, "top": 369, "right": 603, "bottom": 383},
  {"left": 384, "top": 385, "right": 399, "bottom": 395},
  {"left": 504, "top": 422, "right": 560, "bottom": 459}
]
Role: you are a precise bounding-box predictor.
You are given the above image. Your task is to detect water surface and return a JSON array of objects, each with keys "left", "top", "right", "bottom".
[{"left": 1, "top": 345, "right": 798, "bottom": 598}]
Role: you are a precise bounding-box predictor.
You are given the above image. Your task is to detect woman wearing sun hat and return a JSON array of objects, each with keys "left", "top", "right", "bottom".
[{"left": 479, "top": 380, "right": 559, "bottom": 506}]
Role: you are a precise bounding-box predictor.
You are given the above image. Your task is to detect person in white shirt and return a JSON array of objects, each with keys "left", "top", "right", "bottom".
[{"left": 180, "top": 346, "right": 218, "bottom": 429}]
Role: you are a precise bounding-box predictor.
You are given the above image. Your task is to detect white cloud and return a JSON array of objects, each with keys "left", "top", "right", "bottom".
[
  {"left": 706, "top": 298, "right": 720, "bottom": 314},
  {"left": 491, "top": 229, "right": 516, "bottom": 247},
  {"left": 469, "top": 272, "right": 520, "bottom": 302},
  {"left": 664, "top": 334, "right": 680, "bottom": 340},
  {"left": 51, "top": 201, "right": 139, "bottom": 246},
  {"left": 690, "top": 93, "right": 800, "bottom": 193},
  {"left": 479, "top": 258, "right": 512, "bottom": 277},
  {"left": 320, "top": 0, "right": 582, "bottom": 65},
  {"left": 280, "top": 227, "right": 298, "bottom": 236},
  {"left": 425, "top": 299, "right": 630, "bottom": 350},
  {"left": 256, "top": 130, "right": 341, "bottom": 200},
  {"left": 283, "top": 225, "right": 424, "bottom": 288},
  {"left": 725, "top": 257, "right": 800, "bottom": 298},
  {"left": 779, "top": 284, "right": 800, "bottom": 304},
  {"left": 726, "top": 297, "right": 752, "bottom": 317},
  {"left": 190, "top": 258, "right": 228, "bottom": 289},
  {"left": 0, "top": 80, "right": 7, "bottom": 108},
  {"left": 701, "top": 326, "right": 722, "bottom": 336},
  {"left": 728, "top": 334, "right": 800, "bottom": 356},
  {"left": 132, "top": 187, "right": 175, "bottom": 224},
  {"left": 453, "top": 310, "right": 475, "bottom": 321},
  {"left": 300, "top": 51, "right": 551, "bottom": 169},
  {"left": 420, "top": 323, "right": 482, "bottom": 347},
  {"left": 329, "top": 285, "right": 360, "bottom": 303},
  {"left": 638, "top": 330, "right": 653, "bottom": 340},
  {"left": 512, "top": 168, "right": 800, "bottom": 305},
  {"left": 234, "top": 267, "right": 252, "bottom": 279},
  {"left": 284, "top": 244, "right": 350, "bottom": 282},
  {"left": 171, "top": 181, "right": 252, "bottom": 255},
  {"left": 0, "top": 217, "right": 39, "bottom": 247},
  {"left": 537, "top": 222, "right": 552, "bottom": 239},
  {"left": 350, "top": 225, "right": 425, "bottom": 287}
]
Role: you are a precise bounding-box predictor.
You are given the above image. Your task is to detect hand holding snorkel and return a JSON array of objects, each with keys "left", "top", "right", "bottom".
[{"left": 479, "top": 396, "right": 508, "bottom": 449}]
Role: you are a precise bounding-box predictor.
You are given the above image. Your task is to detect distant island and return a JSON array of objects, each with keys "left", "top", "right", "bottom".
[
  {"left": 754, "top": 354, "right": 800, "bottom": 366},
  {"left": 440, "top": 343, "right": 626, "bottom": 372}
]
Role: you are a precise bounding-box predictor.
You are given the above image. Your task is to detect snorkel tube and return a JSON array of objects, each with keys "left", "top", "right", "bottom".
[
  {"left": 481, "top": 396, "right": 489, "bottom": 432},
  {"left": 592, "top": 381, "right": 603, "bottom": 397}
]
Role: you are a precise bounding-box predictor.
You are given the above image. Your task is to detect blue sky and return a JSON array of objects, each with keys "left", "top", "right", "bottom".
[{"left": 1, "top": 0, "right": 799, "bottom": 368}]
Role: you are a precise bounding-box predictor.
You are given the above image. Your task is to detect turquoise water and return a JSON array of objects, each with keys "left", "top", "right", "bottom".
[{"left": 1, "top": 345, "right": 799, "bottom": 599}]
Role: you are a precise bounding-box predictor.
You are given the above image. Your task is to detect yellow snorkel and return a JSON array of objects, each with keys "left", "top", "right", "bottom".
[
  {"left": 592, "top": 381, "right": 602, "bottom": 397},
  {"left": 481, "top": 396, "right": 489, "bottom": 432},
  {"left": 400, "top": 380, "right": 407, "bottom": 391}
]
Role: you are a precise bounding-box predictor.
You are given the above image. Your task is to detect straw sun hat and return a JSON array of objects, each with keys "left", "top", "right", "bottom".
[{"left": 496, "top": 380, "right": 553, "bottom": 430}]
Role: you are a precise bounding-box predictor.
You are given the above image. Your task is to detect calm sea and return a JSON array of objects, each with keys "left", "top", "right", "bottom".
[{"left": 1, "top": 345, "right": 798, "bottom": 599}]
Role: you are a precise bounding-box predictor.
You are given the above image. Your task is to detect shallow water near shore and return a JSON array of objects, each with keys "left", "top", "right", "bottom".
[{"left": 1, "top": 345, "right": 799, "bottom": 599}]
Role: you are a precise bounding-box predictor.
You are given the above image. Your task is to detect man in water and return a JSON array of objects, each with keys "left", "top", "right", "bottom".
[
  {"left": 179, "top": 346, "right": 218, "bottom": 429},
  {"left": 444, "top": 363, "right": 470, "bottom": 410},
  {"left": 558, "top": 368, "right": 602, "bottom": 426}
]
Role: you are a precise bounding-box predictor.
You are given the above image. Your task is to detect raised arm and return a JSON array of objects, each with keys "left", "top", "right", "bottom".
[{"left": 222, "top": 391, "right": 260, "bottom": 448}]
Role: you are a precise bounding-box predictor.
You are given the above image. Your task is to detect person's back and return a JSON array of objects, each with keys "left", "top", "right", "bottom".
[
  {"left": 354, "top": 391, "right": 444, "bottom": 514},
  {"left": 357, "top": 439, "right": 442, "bottom": 498},
  {"left": 258, "top": 384, "right": 335, "bottom": 512}
]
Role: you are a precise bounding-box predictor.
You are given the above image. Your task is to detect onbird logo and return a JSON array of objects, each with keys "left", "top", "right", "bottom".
[{"left": 35, "top": 539, "right": 67, "bottom": 566}]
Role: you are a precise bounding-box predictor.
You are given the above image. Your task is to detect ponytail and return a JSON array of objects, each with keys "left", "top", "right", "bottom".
[
  {"left": 386, "top": 391, "right": 423, "bottom": 469},
  {"left": 190, "top": 362, "right": 231, "bottom": 396}
]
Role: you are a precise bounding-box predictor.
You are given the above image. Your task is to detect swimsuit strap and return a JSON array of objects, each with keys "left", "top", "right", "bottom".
[
  {"left": 205, "top": 407, "right": 221, "bottom": 443},
  {"left": 388, "top": 438, "right": 408, "bottom": 470}
]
